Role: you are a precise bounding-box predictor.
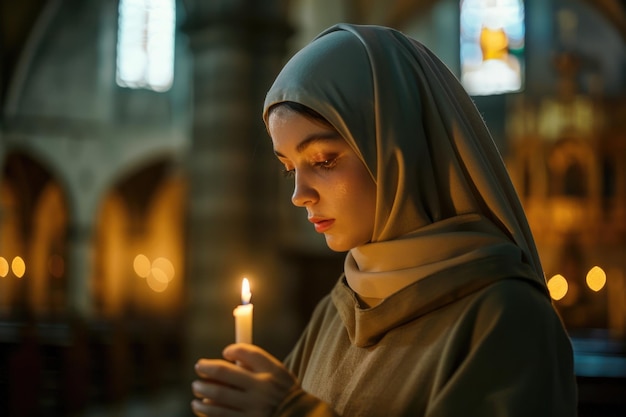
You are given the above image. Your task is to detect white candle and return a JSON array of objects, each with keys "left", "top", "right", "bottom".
[{"left": 233, "top": 277, "right": 253, "bottom": 343}]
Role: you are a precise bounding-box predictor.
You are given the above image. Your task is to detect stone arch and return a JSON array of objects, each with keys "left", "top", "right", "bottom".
[
  {"left": 93, "top": 157, "right": 185, "bottom": 318},
  {"left": 0, "top": 151, "right": 69, "bottom": 317},
  {"left": 0, "top": 180, "right": 22, "bottom": 316}
]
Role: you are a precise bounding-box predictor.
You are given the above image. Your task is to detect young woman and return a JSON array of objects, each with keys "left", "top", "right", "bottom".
[{"left": 191, "top": 23, "right": 578, "bottom": 417}]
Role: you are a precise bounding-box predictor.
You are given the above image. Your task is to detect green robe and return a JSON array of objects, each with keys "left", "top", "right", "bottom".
[{"left": 274, "top": 257, "right": 577, "bottom": 417}]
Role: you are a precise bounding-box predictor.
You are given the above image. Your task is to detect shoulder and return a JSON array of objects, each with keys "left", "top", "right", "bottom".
[
  {"left": 473, "top": 278, "right": 554, "bottom": 320},
  {"left": 465, "top": 278, "right": 570, "bottom": 348},
  {"left": 433, "top": 278, "right": 577, "bottom": 416}
]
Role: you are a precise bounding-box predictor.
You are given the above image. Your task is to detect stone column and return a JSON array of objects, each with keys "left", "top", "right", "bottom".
[
  {"left": 182, "top": 0, "right": 290, "bottom": 372},
  {"left": 66, "top": 223, "right": 94, "bottom": 317}
]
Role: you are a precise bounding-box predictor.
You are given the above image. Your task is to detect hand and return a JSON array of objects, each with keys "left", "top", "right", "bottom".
[{"left": 191, "top": 343, "right": 298, "bottom": 417}]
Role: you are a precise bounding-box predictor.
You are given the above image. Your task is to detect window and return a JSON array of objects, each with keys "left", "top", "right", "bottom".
[
  {"left": 116, "top": 0, "right": 176, "bottom": 92},
  {"left": 460, "top": 0, "right": 525, "bottom": 96}
]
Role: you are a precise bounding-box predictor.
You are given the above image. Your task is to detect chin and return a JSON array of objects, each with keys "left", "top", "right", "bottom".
[{"left": 324, "top": 236, "right": 360, "bottom": 253}]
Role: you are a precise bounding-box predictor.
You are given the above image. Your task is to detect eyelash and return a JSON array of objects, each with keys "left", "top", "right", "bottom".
[
  {"left": 314, "top": 159, "right": 337, "bottom": 170},
  {"left": 281, "top": 158, "right": 337, "bottom": 178}
]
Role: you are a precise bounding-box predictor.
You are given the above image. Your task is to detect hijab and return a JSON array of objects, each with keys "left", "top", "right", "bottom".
[{"left": 263, "top": 24, "right": 547, "bottom": 304}]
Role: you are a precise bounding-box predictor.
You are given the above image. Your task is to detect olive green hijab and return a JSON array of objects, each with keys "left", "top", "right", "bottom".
[{"left": 263, "top": 24, "right": 546, "bottom": 301}]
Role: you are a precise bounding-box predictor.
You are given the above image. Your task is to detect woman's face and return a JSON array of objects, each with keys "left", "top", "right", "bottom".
[{"left": 269, "top": 106, "right": 377, "bottom": 252}]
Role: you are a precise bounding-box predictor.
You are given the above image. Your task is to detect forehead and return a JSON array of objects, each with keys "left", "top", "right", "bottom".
[
  {"left": 270, "top": 110, "right": 346, "bottom": 157},
  {"left": 269, "top": 107, "right": 334, "bottom": 139}
]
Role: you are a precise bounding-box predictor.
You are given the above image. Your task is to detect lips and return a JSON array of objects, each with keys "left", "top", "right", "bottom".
[{"left": 309, "top": 217, "right": 335, "bottom": 233}]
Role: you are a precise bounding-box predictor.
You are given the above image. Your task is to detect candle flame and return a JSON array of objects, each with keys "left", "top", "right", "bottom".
[{"left": 241, "top": 277, "right": 251, "bottom": 304}]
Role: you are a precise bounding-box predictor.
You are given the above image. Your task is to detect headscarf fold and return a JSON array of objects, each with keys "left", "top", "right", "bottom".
[{"left": 263, "top": 24, "right": 547, "bottom": 300}]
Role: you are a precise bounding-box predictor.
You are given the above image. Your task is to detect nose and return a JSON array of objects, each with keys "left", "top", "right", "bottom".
[{"left": 291, "top": 171, "right": 318, "bottom": 207}]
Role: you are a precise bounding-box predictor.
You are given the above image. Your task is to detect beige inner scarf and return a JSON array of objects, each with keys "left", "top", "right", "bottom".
[
  {"left": 344, "top": 214, "right": 523, "bottom": 306},
  {"left": 263, "top": 24, "right": 546, "bottom": 305}
]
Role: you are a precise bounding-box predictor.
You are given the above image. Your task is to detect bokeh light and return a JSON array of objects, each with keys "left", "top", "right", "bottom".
[
  {"left": 133, "top": 254, "right": 151, "bottom": 278},
  {"left": 147, "top": 273, "right": 168, "bottom": 292},
  {"left": 134, "top": 254, "right": 175, "bottom": 292},
  {"left": 12, "top": 256, "right": 26, "bottom": 278},
  {"left": 151, "top": 267, "right": 169, "bottom": 284},
  {"left": 547, "top": 274, "right": 568, "bottom": 301},
  {"left": 586, "top": 266, "right": 606, "bottom": 292},
  {"left": 0, "top": 257, "right": 8, "bottom": 277},
  {"left": 152, "top": 257, "right": 174, "bottom": 282}
]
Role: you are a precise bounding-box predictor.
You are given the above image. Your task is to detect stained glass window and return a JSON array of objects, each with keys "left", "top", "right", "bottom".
[{"left": 460, "top": 0, "right": 525, "bottom": 95}]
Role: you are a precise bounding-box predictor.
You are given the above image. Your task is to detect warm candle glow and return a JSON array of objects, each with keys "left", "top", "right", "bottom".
[
  {"left": 234, "top": 277, "right": 253, "bottom": 344},
  {"left": 241, "top": 277, "right": 251, "bottom": 304}
]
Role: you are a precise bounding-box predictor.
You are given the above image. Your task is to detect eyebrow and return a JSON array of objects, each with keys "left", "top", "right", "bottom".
[{"left": 273, "top": 132, "right": 343, "bottom": 158}]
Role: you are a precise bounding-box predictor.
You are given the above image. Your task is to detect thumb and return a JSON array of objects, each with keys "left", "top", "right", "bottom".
[{"left": 223, "top": 343, "right": 284, "bottom": 373}]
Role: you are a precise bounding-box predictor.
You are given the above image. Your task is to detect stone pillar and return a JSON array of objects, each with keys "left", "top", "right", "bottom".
[
  {"left": 66, "top": 223, "right": 94, "bottom": 317},
  {"left": 182, "top": 0, "right": 290, "bottom": 373}
]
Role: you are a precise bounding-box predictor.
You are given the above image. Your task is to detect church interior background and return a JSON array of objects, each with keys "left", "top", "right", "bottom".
[{"left": 1, "top": 0, "right": 625, "bottom": 415}]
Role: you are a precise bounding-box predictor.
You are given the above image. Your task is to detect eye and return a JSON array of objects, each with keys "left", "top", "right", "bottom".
[{"left": 314, "top": 158, "right": 337, "bottom": 170}]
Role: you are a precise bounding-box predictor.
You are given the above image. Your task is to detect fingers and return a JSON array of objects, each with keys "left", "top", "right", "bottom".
[
  {"left": 191, "top": 362, "right": 249, "bottom": 415},
  {"left": 223, "top": 343, "right": 285, "bottom": 373},
  {"left": 195, "top": 358, "right": 250, "bottom": 390},
  {"left": 223, "top": 344, "right": 296, "bottom": 391},
  {"left": 191, "top": 397, "right": 239, "bottom": 417},
  {"left": 191, "top": 379, "right": 241, "bottom": 403},
  {"left": 191, "top": 346, "right": 298, "bottom": 417}
]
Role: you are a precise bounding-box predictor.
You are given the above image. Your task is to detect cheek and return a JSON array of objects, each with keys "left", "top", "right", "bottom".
[
  {"left": 344, "top": 171, "right": 376, "bottom": 227},
  {"left": 358, "top": 178, "right": 377, "bottom": 220},
  {"left": 353, "top": 181, "right": 376, "bottom": 220},
  {"left": 332, "top": 182, "right": 350, "bottom": 199}
]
